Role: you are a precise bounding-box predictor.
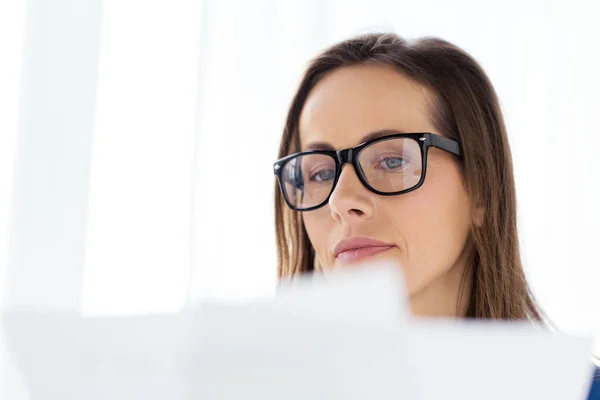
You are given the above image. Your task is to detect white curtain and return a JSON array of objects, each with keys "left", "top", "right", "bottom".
[
  {"left": 1, "top": 0, "right": 599, "bottom": 375},
  {"left": 0, "top": 0, "right": 26, "bottom": 305},
  {"left": 81, "top": 0, "right": 200, "bottom": 315},
  {"left": 0, "top": 1, "right": 27, "bottom": 397}
]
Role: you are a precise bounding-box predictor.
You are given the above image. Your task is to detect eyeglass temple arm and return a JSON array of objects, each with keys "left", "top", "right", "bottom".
[{"left": 431, "top": 135, "right": 462, "bottom": 157}]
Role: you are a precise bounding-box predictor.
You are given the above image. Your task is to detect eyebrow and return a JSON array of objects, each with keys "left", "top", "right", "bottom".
[{"left": 303, "top": 129, "right": 406, "bottom": 151}]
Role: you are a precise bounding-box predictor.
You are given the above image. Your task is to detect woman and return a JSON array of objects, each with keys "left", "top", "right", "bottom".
[{"left": 272, "top": 33, "right": 599, "bottom": 398}]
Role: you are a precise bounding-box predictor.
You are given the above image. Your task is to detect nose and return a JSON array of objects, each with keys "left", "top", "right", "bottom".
[{"left": 328, "top": 164, "right": 375, "bottom": 223}]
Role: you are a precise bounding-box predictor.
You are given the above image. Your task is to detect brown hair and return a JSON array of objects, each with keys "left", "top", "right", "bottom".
[{"left": 274, "top": 33, "right": 542, "bottom": 320}]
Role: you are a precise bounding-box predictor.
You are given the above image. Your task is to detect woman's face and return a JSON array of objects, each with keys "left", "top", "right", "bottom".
[{"left": 299, "top": 65, "right": 474, "bottom": 316}]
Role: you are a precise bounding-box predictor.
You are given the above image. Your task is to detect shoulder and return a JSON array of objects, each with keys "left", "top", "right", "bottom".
[{"left": 588, "top": 368, "right": 600, "bottom": 400}]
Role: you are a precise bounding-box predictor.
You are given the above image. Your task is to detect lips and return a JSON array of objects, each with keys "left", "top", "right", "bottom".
[{"left": 333, "top": 237, "right": 395, "bottom": 263}]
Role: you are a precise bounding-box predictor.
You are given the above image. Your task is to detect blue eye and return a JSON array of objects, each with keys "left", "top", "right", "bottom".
[
  {"left": 310, "top": 169, "right": 335, "bottom": 182},
  {"left": 378, "top": 157, "right": 405, "bottom": 170}
]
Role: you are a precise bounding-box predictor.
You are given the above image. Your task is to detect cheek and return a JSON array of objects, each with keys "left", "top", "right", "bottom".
[
  {"left": 393, "top": 163, "right": 472, "bottom": 291},
  {"left": 302, "top": 208, "right": 333, "bottom": 264}
]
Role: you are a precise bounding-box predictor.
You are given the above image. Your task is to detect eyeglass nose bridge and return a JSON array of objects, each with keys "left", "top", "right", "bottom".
[{"left": 336, "top": 148, "right": 354, "bottom": 165}]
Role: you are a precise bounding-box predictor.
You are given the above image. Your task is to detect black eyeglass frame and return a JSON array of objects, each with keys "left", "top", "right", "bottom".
[{"left": 273, "top": 132, "right": 462, "bottom": 212}]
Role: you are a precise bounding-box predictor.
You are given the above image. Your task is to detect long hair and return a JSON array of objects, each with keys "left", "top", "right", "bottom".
[{"left": 274, "top": 33, "right": 541, "bottom": 320}]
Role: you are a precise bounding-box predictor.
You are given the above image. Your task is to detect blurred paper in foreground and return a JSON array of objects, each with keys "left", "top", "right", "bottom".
[{"left": 1, "top": 263, "right": 595, "bottom": 399}]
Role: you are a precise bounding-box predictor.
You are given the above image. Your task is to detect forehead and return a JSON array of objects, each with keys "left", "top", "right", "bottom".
[{"left": 299, "top": 64, "right": 436, "bottom": 150}]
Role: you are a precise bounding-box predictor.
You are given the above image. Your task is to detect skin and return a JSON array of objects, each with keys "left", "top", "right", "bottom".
[{"left": 298, "top": 64, "right": 474, "bottom": 317}]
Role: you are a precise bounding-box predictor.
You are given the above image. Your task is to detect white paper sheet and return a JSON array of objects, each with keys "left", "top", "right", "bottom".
[
  {"left": 0, "top": 263, "right": 595, "bottom": 399},
  {"left": 2, "top": 312, "right": 194, "bottom": 400},
  {"left": 405, "top": 320, "right": 595, "bottom": 400}
]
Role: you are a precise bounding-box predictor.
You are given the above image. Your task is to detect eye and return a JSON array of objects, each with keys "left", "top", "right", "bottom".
[
  {"left": 377, "top": 157, "right": 405, "bottom": 170},
  {"left": 310, "top": 169, "right": 335, "bottom": 182}
]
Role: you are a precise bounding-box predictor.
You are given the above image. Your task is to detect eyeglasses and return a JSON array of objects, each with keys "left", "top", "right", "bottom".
[{"left": 273, "top": 132, "right": 462, "bottom": 211}]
